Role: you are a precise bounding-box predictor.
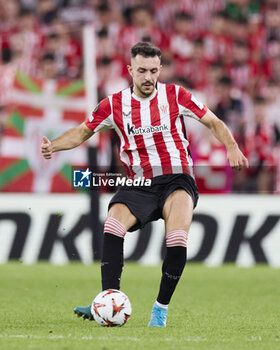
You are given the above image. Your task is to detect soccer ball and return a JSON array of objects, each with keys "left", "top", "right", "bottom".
[{"left": 91, "top": 289, "right": 132, "bottom": 327}]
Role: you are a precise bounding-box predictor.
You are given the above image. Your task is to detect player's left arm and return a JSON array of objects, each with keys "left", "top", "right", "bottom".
[{"left": 200, "top": 109, "right": 249, "bottom": 170}]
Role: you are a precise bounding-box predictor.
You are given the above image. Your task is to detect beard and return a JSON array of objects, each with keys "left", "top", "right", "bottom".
[{"left": 135, "top": 82, "right": 155, "bottom": 97}]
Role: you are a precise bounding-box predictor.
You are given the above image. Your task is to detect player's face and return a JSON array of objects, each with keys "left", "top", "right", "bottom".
[{"left": 128, "top": 55, "right": 162, "bottom": 98}]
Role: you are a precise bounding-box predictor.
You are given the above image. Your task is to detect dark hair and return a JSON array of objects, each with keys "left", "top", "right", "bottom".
[
  {"left": 48, "top": 32, "right": 59, "bottom": 40},
  {"left": 131, "top": 5, "right": 152, "bottom": 15},
  {"left": 19, "top": 8, "right": 34, "bottom": 17},
  {"left": 253, "top": 95, "right": 266, "bottom": 104},
  {"left": 235, "top": 16, "right": 248, "bottom": 25},
  {"left": 97, "top": 4, "right": 110, "bottom": 13},
  {"left": 268, "top": 79, "right": 278, "bottom": 86},
  {"left": 213, "top": 10, "right": 229, "bottom": 20},
  {"left": 193, "top": 38, "right": 204, "bottom": 46},
  {"left": 210, "top": 61, "right": 223, "bottom": 69},
  {"left": 2, "top": 47, "right": 12, "bottom": 63},
  {"left": 234, "top": 40, "right": 248, "bottom": 49},
  {"left": 42, "top": 52, "right": 55, "bottom": 62},
  {"left": 131, "top": 42, "right": 161, "bottom": 59},
  {"left": 100, "top": 56, "right": 112, "bottom": 65},
  {"left": 218, "top": 76, "right": 232, "bottom": 86},
  {"left": 174, "top": 12, "right": 193, "bottom": 21},
  {"left": 97, "top": 28, "right": 108, "bottom": 38}
]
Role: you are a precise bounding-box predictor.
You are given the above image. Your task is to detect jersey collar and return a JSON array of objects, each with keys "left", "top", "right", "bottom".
[{"left": 131, "top": 82, "right": 158, "bottom": 102}]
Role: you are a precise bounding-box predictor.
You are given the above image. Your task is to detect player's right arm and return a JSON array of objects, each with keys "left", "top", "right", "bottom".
[
  {"left": 41, "top": 122, "right": 94, "bottom": 159},
  {"left": 41, "top": 97, "right": 113, "bottom": 159}
]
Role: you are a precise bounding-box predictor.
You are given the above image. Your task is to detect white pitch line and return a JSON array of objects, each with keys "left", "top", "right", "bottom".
[
  {"left": 0, "top": 334, "right": 140, "bottom": 341},
  {"left": 1, "top": 334, "right": 277, "bottom": 343},
  {"left": 0, "top": 334, "right": 207, "bottom": 342},
  {"left": 0, "top": 334, "right": 206, "bottom": 342},
  {"left": 162, "top": 337, "right": 208, "bottom": 342}
]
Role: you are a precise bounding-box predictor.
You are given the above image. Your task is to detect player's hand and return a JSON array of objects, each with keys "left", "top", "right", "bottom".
[
  {"left": 227, "top": 144, "right": 249, "bottom": 171},
  {"left": 41, "top": 136, "right": 53, "bottom": 159}
]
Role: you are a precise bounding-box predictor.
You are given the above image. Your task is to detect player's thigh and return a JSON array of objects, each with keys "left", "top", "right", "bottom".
[
  {"left": 108, "top": 203, "right": 137, "bottom": 231},
  {"left": 162, "top": 189, "right": 194, "bottom": 233}
]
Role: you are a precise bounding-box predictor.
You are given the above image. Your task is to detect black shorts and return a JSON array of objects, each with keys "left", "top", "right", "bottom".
[{"left": 108, "top": 173, "right": 199, "bottom": 232}]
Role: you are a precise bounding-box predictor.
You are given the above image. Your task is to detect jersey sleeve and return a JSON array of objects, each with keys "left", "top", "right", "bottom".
[
  {"left": 85, "top": 97, "right": 113, "bottom": 132},
  {"left": 178, "top": 86, "right": 207, "bottom": 120}
]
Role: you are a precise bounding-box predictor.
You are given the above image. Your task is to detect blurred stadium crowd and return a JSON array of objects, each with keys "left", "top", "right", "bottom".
[{"left": 0, "top": 0, "right": 279, "bottom": 193}]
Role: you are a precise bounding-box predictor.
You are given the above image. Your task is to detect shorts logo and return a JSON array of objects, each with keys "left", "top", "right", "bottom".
[
  {"left": 73, "top": 168, "right": 92, "bottom": 187},
  {"left": 126, "top": 122, "right": 169, "bottom": 135}
]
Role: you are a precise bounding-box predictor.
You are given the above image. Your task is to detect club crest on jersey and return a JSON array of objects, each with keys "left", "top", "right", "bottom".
[
  {"left": 127, "top": 122, "right": 169, "bottom": 135},
  {"left": 159, "top": 104, "right": 169, "bottom": 114}
]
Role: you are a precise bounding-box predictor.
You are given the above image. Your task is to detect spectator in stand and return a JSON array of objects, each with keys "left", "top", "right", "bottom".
[
  {"left": 119, "top": 0, "right": 151, "bottom": 12},
  {"left": 0, "top": 47, "right": 17, "bottom": 107},
  {"left": 263, "top": 9, "right": 280, "bottom": 82},
  {"left": 96, "top": 28, "right": 115, "bottom": 58},
  {"left": 265, "top": 36, "right": 280, "bottom": 61},
  {"left": 0, "top": 0, "right": 20, "bottom": 32},
  {"left": 264, "top": 8, "right": 280, "bottom": 42},
  {"left": 94, "top": 3, "right": 121, "bottom": 45},
  {"left": 169, "top": 13, "right": 195, "bottom": 61},
  {"left": 97, "top": 56, "right": 128, "bottom": 97},
  {"left": 9, "top": 31, "right": 37, "bottom": 75},
  {"left": 40, "top": 52, "right": 59, "bottom": 79},
  {"left": 59, "top": 0, "right": 96, "bottom": 25},
  {"left": 213, "top": 76, "right": 244, "bottom": 140},
  {"left": 266, "top": 54, "right": 280, "bottom": 84},
  {"left": 203, "top": 11, "right": 232, "bottom": 64},
  {"left": 226, "top": 40, "right": 260, "bottom": 95},
  {"left": 117, "top": 5, "right": 169, "bottom": 61},
  {"left": 18, "top": 9, "right": 43, "bottom": 60},
  {"left": 0, "top": 0, "right": 20, "bottom": 60},
  {"left": 45, "top": 19, "right": 82, "bottom": 78},
  {"left": 203, "top": 61, "right": 225, "bottom": 108},
  {"left": 176, "top": 38, "right": 209, "bottom": 90},
  {"left": 152, "top": 0, "right": 182, "bottom": 32},
  {"left": 263, "top": 80, "right": 280, "bottom": 144},
  {"left": 241, "top": 96, "right": 275, "bottom": 193},
  {"left": 248, "top": 13, "right": 266, "bottom": 64},
  {"left": 178, "top": 0, "right": 225, "bottom": 36},
  {"left": 190, "top": 128, "right": 234, "bottom": 194},
  {"left": 227, "top": 16, "right": 250, "bottom": 43},
  {"left": 43, "top": 32, "right": 68, "bottom": 77},
  {"left": 96, "top": 29, "right": 128, "bottom": 80},
  {"left": 159, "top": 57, "right": 175, "bottom": 83},
  {"left": 36, "top": 0, "right": 58, "bottom": 25}
]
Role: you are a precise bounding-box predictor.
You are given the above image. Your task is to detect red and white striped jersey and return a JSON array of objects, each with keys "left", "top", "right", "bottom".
[{"left": 85, "top": 82, "right": 207, "bottom": 179}]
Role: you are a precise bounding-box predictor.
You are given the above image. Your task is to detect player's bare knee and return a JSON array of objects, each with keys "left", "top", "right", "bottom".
[
  {"left": 107, "top": 203, "right": 137, "bottom": 231},
  {"left": 166, "top": 221, "right": 190, "bottom": 233}
]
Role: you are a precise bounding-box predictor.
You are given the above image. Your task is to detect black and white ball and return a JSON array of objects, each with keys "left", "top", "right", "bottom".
[{"left": 91, "top": 289, "right": 132, "bottom": 327}]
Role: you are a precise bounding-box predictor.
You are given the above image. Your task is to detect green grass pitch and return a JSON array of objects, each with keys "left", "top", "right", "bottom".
[{"left": 0, "top": 262, "right": 279, "bottom": 350}]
